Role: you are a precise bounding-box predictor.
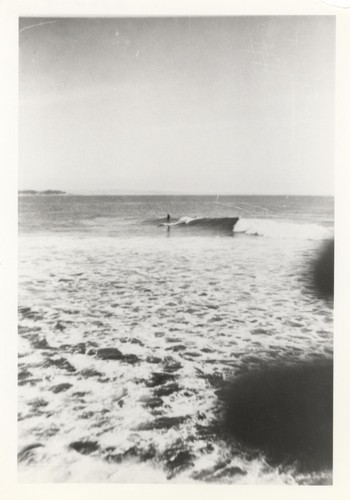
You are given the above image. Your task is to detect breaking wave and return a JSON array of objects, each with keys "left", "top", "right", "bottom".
[
  {"left": 154, "top": 216, "right": 333, "bottom": 240},
  {"left": 234, "top": 218, "right": 333, "bottom": 240}
]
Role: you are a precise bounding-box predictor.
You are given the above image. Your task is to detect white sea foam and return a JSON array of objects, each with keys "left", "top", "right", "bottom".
[
  {"left": 18, "top": 228, "right": 333, "bottom": 484},
  {"left": 173, "top": 216, "right": 199, "bottom": 225},
  {"left": 235, "top": 218, "right": 333, "bottom": 240}
]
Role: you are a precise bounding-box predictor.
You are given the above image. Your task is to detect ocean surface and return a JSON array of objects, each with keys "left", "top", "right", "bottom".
[{"left": 18, "top": 195, "right": 334, "bottom": 484}]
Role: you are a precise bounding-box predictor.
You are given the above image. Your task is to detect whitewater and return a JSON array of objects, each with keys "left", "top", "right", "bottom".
[{"left": 18, "top": 195, "right": 333, "bottom": 484}]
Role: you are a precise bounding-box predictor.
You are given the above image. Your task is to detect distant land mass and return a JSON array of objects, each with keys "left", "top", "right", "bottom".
[{"left": 19, "top": 190, "right": 67, "bottom": 195}]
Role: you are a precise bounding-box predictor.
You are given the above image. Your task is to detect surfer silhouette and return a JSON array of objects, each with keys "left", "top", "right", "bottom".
[{"left": 166, "top": 213, "right": 171, "bottom": 234}]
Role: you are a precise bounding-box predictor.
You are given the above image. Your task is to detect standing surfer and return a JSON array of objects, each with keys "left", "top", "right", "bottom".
[{"left": 166, "top": 213, "right": 171, "bottom": 234}]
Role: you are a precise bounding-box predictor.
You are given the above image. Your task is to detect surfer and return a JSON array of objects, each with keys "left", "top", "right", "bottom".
[{"left": 167, "top": 213, "right": 170, "bottom": 223}]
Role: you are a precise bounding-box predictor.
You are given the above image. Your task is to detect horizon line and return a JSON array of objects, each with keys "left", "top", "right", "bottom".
[{"left": 18, "top": 190, "right": 334, "bottom": 197}]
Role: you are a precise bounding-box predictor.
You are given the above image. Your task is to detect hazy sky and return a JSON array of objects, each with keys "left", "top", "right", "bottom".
[{"left": 19, "top": 16, "right": 335, "bottom": 195}]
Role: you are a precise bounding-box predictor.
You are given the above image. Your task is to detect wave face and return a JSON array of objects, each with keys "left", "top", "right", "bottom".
[
  {"left": 157, "top": 216, "right": 239, "bottom": 234},
  {"left": 175, "top": 216, "right": 239, "bottom": 232},
  {"left": 234, "top": 218, "right": 333, "bottom": 241}
]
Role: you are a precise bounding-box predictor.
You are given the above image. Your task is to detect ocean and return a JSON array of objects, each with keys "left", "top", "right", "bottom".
[{"left": 18, "top": 195, "right": 334, "bottom": 484}]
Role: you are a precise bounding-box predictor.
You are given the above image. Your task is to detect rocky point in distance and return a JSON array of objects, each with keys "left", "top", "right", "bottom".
[{"left": 19, "top": 190, "right": 67, "bottom": 195}]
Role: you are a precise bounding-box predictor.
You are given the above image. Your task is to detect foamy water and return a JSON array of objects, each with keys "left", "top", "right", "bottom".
[{"left": 18, "top": 195, "right": 333, "bottom": 484}]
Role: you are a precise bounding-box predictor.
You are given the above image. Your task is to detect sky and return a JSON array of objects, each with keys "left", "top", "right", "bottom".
[{"left": 19, "top": 16, "right": 335, "bottom": 195}]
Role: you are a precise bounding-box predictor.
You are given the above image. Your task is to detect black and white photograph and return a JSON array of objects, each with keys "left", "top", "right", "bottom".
[{"left": 16, "top": 9, "right": 338, "bottom": 487}]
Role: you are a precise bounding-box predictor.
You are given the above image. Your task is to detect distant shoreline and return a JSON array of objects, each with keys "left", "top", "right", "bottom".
[{"left": 18, "top": 190, "right": 67, "bottom": 196}]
